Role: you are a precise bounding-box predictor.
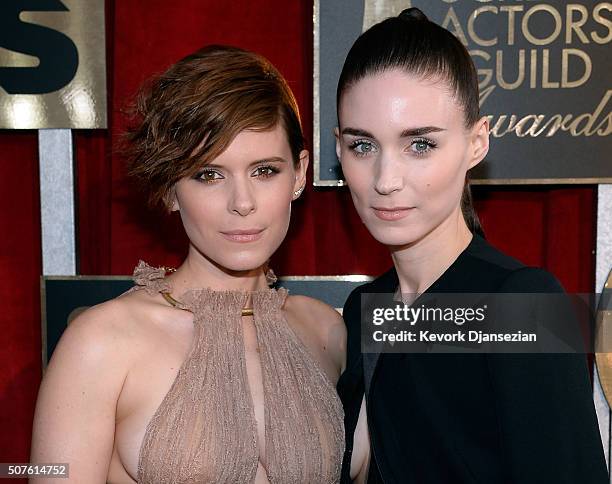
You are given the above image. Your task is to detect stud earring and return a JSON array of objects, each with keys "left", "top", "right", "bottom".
[{"left": 293, "top": 186, "right": 304, "bottom": 198}]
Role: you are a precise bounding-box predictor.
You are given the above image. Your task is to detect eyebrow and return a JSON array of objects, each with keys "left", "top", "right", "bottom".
[
  {"left": 204, "top": 156, "right": 288, "bottom": 169},
  {"left": 341, "top": 126, "right": 446, "bottom": 138}
]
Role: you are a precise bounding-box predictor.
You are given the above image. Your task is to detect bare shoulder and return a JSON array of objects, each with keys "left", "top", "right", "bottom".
[
  {"left": 61, "top": 296, "right": 130, "bottom": 352},
  {"left": 284, "top": 294, "right": 347, "bottom": 375},
  {"left": 285, "top": 294, "right": 345, "bottom": 333},
  {"left": 49, "top": 288, "right": 172, "bottom": 374},
  {"left": 67, "top": 288, "right": 155, "bottom": 340},
  {"left": 48, "top": 294, "right": 140, "bottom": 375}
]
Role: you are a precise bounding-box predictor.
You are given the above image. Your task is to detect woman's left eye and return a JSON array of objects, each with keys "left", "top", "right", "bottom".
[
  {"left": 196, "top": 169, "right": 223, "bottom": 183},
  {"left": 348, "top": 139, "right": 378, "bottom": 157},
  {"left": 252, "top": 165, "right": 280, "bottom": 178},
  {"left": 409, "top": 138, "right": 437, "bottom": 156}
]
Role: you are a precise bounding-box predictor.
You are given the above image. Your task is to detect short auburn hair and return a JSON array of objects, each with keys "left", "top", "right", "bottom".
[{"left": 123, "top": 45, "right": 304, "bottom": 210}]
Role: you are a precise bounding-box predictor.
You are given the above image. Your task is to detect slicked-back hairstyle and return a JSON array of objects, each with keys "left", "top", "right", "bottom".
[
  {"left": 337, "top": 8, "right": 484, "bottom": 236},
  {"left": 123, "top": 45, "right": 304, "bottom": 210}
]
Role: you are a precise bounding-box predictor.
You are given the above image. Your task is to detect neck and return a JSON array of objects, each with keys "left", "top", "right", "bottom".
[
  {"left": 166, "top": 244, "right": 271, "bottom": 296},
  {"left": 390, "top": 207, "right": 474, "bottom": 296}
]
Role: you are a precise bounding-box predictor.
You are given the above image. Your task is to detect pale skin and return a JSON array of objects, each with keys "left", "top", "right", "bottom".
[
  {"left": 30, "top": 123, "right": 347, "bottom": 484},
  {"left": 335, "top": 69, "right": 490, "bottom": 482}
]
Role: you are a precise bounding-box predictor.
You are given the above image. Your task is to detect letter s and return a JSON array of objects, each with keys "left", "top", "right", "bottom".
[
  {"left": 0, "top": 0, "right": 79, "bottom": 94},
  {"left": 592, "top": 3, "right": 612, "bottom": 44}
]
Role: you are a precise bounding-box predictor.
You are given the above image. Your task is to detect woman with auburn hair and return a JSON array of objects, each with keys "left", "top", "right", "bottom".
[
  {"left": 30, "top": 45, "right": 345, "bottom": 483},
  {"left": 336, "top": 8, "right": 607, "bottom": 484}
]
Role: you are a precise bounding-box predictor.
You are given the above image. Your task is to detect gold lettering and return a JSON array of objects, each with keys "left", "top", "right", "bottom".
[
  {"left": 522, "top": 4, "right": 562, "bottom": 46},
  {"left": 496, "top": 49, "right": 525, "bottom": 90},
  {"left": 592, "top": 3, "right": 612, "bottom": 44},
  {"left": 470, "top": 49, "right": 493, "bottom": 89},
  {"left": 442, "top": 6, "right": 469, "bottom": 46},
  {"left": 594, "top": 112, "right": 612, "bottom": 136},
  {"left": 569, "top": 89, "right": 612, "bottom": 135},
  {"left": 553, "top": 114, "right": 575, "bottom": 136},
  {"left": 490, "top": 114, "right": 519, "bottom": 138},
  {"left": 468, "top": 6, "right": 498, "bottom": 47},
  {"left": 530, "top": 114, "right": 566, "bottom": 136},
  {"left": 515, "top": 115, "right": 545, "bottom": 137},
  {"left": 479, "top": 85, "right": 496, "bottom": 106},
  {"left": 500, "top": 6, "right": 524, "bottom": 45},
  {"left": 482, "top": 92, "right": 611, "bottom": 137},
  {"left": 560, "top": 115, "right": 575, "bottom": 132},
  {"left": 541, "top": 49, "right": 559, "bottom": 88},
  {"left": 561, "top": 49, "right": 591, "bottom": 88},
  {"left": 565, "top": 4, "right": 590, "bottom": 44},
  {"left": 530, "top": 49, "right": 537, "bottom": 88}
]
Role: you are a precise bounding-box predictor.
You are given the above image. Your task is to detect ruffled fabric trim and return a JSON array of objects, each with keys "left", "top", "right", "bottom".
[
  {"left": 131, "top": 260, "right": 173, "bottom": 296},
  {"left": 265, "top": 267, "right": 278, "bottom": 286}
]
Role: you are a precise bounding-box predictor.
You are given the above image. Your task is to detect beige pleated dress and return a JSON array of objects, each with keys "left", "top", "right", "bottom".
[{"left": 126, "top": 261, "right": 345, "bottom": 484}]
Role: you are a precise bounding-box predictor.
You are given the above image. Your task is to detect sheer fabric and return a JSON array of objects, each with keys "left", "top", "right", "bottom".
[{"left": 126, "top": 261, "right": 345, "bottom": 484}]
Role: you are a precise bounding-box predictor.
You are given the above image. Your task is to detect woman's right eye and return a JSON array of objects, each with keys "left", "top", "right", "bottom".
[
  {"left": 195, "top": 170, "right": 223, "bottom": 183},
  {"left": 348, "top": 139, "right": 377, "bottom": 157}
]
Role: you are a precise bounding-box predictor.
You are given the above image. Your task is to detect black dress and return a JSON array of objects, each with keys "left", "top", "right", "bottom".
[{"left": 337, "top": 233, "right": 608, "bottom": 484}]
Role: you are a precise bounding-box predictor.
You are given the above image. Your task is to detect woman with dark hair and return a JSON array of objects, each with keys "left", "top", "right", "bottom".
[
  {"left": 30, "top": 45, "right": 345, "bottom": 483},
  {"left": 336, "top": 8, "right": 607, "bottom": 484}
]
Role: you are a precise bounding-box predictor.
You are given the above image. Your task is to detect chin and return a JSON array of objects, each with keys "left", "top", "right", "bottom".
[
  {"left": 210, "top": 250, "right": 271, "bottom": 274},
  {"left": 212, "top": 236, "right": 284, "bottom": 273},
  {"left": 365, "top": 221, "right": 427, "bottom": 248}
]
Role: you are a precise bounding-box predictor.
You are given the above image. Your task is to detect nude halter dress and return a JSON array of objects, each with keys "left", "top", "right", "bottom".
[{"left": 126, "top": 261, "right": 345, "bottom": 484}]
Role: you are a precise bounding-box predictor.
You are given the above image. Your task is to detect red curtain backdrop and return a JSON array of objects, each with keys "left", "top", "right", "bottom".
[{"left": 0, "top": 0, "right": 597, "bottom": 469}]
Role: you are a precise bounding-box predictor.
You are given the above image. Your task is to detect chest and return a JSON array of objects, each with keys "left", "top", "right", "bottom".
[
  {"left": 110, "top": 306, "right": 343, "bottom": 484},
  {"left": 110, "top": 317, "right": 284, "bottom": 481},
  {"left": 112, "top": 319, "right": 196, "bottom": 481}
]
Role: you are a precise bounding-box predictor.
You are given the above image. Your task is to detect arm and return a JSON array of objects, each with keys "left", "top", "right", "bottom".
[
  {"left": 487, "top": 268, "right": 608, "bottom": 484},
  {"left": 30, "top": 302, "right": 129, "bottom": 483}
]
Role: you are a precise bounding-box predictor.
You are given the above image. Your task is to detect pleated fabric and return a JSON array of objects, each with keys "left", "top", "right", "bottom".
[{"left": 127, "top": 261, "right": 344, "bottom": 484}]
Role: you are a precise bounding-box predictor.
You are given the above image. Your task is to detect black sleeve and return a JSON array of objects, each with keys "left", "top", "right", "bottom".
[
  {"left": 337, "top": 286, "right": 367, "bottom": 484},
  {"left": 486, "top": 267, "right": 608, "bottom": 483}
]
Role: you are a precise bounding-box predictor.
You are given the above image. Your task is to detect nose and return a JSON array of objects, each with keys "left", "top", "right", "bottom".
[
  {"left": 229, "top": 177, "right": 256, "bottom": 216},
  {"left": 374, "top": 157, "right": 404, "bottom": 195}
]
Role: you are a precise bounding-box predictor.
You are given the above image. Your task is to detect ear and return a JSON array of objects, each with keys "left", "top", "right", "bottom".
[
  {"left": 293, "top": 149, "right": 309, "bottom": 199},
  {"left": 467, "top": 116, "right": 490, "bottom": 170},
  {"left": 334, "top": 127, "right": 341, "bottom": 162}
]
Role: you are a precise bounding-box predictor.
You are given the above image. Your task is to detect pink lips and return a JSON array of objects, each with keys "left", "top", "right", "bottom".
[
  {"left": 372, "top": 207, "right": 415, "bottom": 221},
  {"left": 220, "top": 228, "right": 265, "bottom": 243}
]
